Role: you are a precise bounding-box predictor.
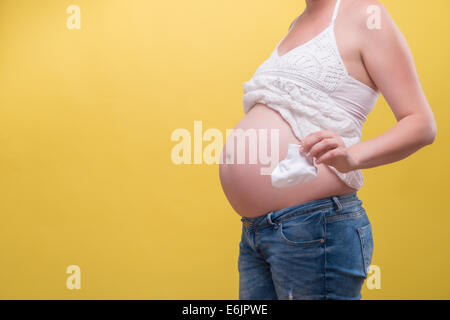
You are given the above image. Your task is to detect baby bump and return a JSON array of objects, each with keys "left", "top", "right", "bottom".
[{"left": 219, "top": 103, "right": 356, "bottom": 218}]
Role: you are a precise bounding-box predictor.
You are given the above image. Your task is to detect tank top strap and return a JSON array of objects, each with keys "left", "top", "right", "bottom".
[
  {"left": 288, "top": 15, "right": 301, "bottom": 32},
  {"left": 330, "top": 0, "right": 342, "bottom": 25}
]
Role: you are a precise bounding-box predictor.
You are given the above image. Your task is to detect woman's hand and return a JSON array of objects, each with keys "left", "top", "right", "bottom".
[{"left": 299, "top": 130, "right": 359, "bottom": 173}]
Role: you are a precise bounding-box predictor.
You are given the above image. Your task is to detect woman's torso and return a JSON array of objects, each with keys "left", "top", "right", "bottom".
[
  {"left": 219, "top": 103, "right": 358, "bottom": 217},
  {"left": 219, "top": 0, "right": 378, "bottom": 218}
]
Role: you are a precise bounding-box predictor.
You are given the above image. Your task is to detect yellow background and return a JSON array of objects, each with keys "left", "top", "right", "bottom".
[{"left": 0, "top": 0, "right": 449, "bottom": 299}]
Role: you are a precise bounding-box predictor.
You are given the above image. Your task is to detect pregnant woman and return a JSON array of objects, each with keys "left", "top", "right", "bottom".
[{"left": 219, "top": 0, "right": 437, "bottom": 300}]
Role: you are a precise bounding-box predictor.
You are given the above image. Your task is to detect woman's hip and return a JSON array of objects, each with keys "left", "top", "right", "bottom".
[{"left": 238, "top": 191, "right": 374, "bottom": 299}]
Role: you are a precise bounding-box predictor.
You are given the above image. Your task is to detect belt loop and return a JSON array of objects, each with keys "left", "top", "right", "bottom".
[
  {"left": 266, "top": 212, "right": 278, "bottom": 229},
  {"left": 332, "top": 196, "right": 343, "bottom": 212}
]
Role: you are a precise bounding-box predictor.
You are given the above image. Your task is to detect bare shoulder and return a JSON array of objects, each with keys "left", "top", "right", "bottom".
[
  {"left": 342, "top": 0, "right": 431, "bottom": 123},
  {"left": 342, "top": 0, "right": 400, "bottom": 44},
  {"left": 344, "top": 0, "right": 389, "bottom": 20}
]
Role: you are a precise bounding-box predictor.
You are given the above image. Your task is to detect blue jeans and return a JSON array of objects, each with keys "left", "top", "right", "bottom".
[{"left": 238, "top": 192, "right": 374, "bottom": 300}]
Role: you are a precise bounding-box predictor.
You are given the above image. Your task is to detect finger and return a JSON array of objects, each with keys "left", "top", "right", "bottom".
[
  {"left": 308, "top": 138, "right": 338, "bottom": 158},
  {"left": 301, "top": 130, "right": 336, "bottom": 154},
  {"left": 316, "top": 148, "right": 344, "bottom": 164}
]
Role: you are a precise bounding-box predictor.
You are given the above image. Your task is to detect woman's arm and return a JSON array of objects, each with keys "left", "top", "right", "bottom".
[
  {"left": 348, "top": 0, "right": 436, "bottom": 170},
  {"left": 301, "top": 0, "right": 437, "bottom": 172}
]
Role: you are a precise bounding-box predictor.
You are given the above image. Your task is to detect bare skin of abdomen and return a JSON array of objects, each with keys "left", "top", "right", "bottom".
[{"left": 219, "top": 103, "right": 356, "bottom": 218}]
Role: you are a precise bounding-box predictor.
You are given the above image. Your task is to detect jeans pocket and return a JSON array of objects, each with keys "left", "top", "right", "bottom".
[
  {"left": 278, "top": 210, "right": 325, "bottom": 246},
  {"left": 357, "top": 223, "right": 374, "bottom": 277}
]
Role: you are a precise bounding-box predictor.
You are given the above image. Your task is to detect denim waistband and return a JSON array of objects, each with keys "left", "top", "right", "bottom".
[{"left": 241, "top": 192, "right": 359, "bottom": 231}]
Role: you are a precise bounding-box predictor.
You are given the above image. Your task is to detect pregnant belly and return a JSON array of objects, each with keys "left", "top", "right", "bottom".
[{"left": 219, "top": 103, "right": 356, "bottom": 218}]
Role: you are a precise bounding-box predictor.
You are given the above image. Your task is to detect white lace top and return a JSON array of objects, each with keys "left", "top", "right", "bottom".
[{"left": 242, "top": 0, "right": 379, "bottom": 190}]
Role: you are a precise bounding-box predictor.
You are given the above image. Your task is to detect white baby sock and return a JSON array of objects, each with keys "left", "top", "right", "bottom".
[{"left": 271, "top": 143, "right": 318, "bottom": 188}]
